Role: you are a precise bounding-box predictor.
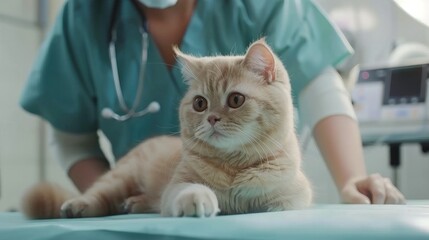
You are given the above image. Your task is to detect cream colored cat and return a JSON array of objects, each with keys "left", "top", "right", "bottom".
[{"left": 22, "top": 39, "right": 312, "bottom": 219}]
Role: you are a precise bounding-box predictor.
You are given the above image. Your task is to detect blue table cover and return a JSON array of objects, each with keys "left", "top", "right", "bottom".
[{"left": 1, "top": 203, "right": 428, "bottom": 240}]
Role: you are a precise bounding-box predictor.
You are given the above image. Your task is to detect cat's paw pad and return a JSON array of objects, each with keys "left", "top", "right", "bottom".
[
  {"left": 60, "top": 197, "right": 91, "bottom": 218},
  {"left": 172, "top": 185, "right": 220, "bottom": 217}
]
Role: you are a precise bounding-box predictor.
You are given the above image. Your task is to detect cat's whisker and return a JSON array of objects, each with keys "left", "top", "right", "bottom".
[
  {"left": 232, "top": 127, "right": 265, "bottom": 164},
  {"left": 259, "top": 138, "right": 279, "bottom": 165},
  {"left": 194, "top": 124, "right": 204, "bottom": 132},
  {"left": 246, "top": 134, "right": 269, "bottom": 167},
  {"left": 254, "top": 130, "right": 288, "bottom": 163},
  {"left": 235, "top": 134, "right": 251, "bottom": 167},
  {"left": 252, "top": 131, "right": 288, "bottom": 163},
  {"left": 184, "top": 136, "right": 200, "bottom": 153},
  {"left": 165, "top": 130, "right": 181, "bottom": 137},
  {"left": 194, "top": 124, "right": 210, "bottom": 139},
  {"left": 250, "top": 127, "right": 289, "bottom": 157},
  {"left": 245, "top": 131, "right": 273, "bottom": 166},
  {"left": 182, "top": 135, "right": 196, "bottom": 148},
  {"left": 192, "top": 124, "right": 204, "bottom": 134},
  {"left": 243, "top": 129, "right": 280, "bottom": 166},
  {"left": 183, "top": 133, "right": 208, "bottom": 157},
  {"left": 255, "top": 130, "right": 285, "bottom": 150}
]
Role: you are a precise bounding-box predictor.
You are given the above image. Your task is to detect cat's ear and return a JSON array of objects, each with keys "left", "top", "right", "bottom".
[
  {"left": 174, "top": 46, "right": 200, "bottom": 84},
  {"left": 243, "top": 38, "right": 276, "bottom": 83}
]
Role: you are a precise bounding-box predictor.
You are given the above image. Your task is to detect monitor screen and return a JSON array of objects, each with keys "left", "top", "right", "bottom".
[{"left": 389, "top": 66, "right": 422, "bottom": 99}]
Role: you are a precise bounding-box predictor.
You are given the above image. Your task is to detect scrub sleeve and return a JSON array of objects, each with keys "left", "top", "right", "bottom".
[
  {"left": 20, "top": 1, "right": 98, "bottom": 134},
  {"left": 20, "top": 1, "right": 108, "bottom": 171}
]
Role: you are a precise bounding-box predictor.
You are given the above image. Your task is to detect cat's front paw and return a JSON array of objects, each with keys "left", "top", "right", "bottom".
[
  {"left": 122, "top": 194, "right": 148, "bottom": 214},
  {"left": 172, "top": 184, "right": 220, "bottom": 217},
  {"left": 60, "top": 196, "right": 98, "bottom": 218}
]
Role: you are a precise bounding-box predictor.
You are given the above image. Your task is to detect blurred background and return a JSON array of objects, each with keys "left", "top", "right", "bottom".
[{"left": 0, "top": 0, "right": 428, "bottom": 211}]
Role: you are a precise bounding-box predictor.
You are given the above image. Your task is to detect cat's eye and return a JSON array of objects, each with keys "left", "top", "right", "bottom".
[
  {"left": 193, "top": 96, "right": 208, "bottom": 112},
  {"left": 227, "top": 92, "right": 245, "bottom": 108}
]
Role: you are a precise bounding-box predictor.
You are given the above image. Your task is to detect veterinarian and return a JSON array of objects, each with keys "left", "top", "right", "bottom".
[{"left": 20, "top": 0, "right": 405, "bottom": 204}]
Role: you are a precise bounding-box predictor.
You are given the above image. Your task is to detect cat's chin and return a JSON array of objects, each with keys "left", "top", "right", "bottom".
[
  {"left": 200, "top": 127, "right": 257, "bottom": 152},
  {"left": 204, "top": 135, "right": 242, "bottom": 152},
  {"left": 208, "top": 131, "right": 225, "bottom": 140},
  {"left": 204, "top": 133, "right": 226, "bottom": 146}
]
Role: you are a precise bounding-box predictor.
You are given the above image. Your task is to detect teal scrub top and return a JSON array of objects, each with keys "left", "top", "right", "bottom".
[{"left": 20, "top": 0, "right": 352, "bottom": 159}]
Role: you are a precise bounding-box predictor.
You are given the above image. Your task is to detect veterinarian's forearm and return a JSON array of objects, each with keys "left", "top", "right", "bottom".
[
  {"left": 68, "top": 157, "right": 110, "bottom": 193},
  {"left": 313, "top": 115, "right": 367, "bottom": 191}
]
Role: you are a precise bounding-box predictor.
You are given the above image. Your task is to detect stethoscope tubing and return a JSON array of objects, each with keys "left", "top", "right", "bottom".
[
  {"left": 109, "top": 27, "right": 149, "bottom": 113},
  {"left": 104, "top": 0, "right": 181, "bottom": 121}
]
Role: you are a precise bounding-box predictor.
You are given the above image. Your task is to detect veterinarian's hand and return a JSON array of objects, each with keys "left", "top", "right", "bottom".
[{"left": 340, "top": 174, "right": 406, "bottom": 204}]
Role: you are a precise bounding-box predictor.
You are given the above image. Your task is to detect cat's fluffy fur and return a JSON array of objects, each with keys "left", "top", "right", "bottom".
[{"left": 21, "top": 39, "right": 312, "bottom": 219}]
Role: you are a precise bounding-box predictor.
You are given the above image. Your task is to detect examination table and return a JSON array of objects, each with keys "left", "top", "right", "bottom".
[{"left": 1, "top": 202, "right": 428, "bottom": 240}]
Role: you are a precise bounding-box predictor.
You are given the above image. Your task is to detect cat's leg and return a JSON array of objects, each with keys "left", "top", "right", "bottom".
[
  {"left": 160, "top": 183, "right": 220, "bottom": 217},
  {"left": 266, "top": 195, "right": 311, "bottom": 212},
  {"left": 60, "top": 168, "right": 140, "bottom": 218},
  {"left": 267, "top": 173, "right": 312, "bottom": 212},
  {"left": 61, "top": 136, "right": 181, "bottom": 218}
]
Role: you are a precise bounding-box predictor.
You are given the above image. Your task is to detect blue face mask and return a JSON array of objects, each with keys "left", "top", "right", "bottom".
[{"left": 138, "top": 0, "right": 178, "bottom": 9}]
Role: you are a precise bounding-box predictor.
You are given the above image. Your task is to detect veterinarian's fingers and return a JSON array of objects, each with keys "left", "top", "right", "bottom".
[
  {"left": 365, "top": 174, "right": 387, "bottom": 204},
  {"left": 341, "top": 186, "right": 370, "bottom": 204},
  {"left": 355, "top": 174, "right": 388, "bottom": 204},
  {"left": 383, "top": 178, "right": 406, "bottom": 204}
]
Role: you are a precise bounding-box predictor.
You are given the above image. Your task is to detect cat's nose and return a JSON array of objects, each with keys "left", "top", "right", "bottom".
[{"left": 207, "top": 115, "right": 221, "bottom": 126}]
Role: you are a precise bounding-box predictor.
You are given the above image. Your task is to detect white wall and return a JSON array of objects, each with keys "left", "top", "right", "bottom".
[
  {"left": 0, "top": 0, "right": 43, "bottom": 211},
  {"left": 0, "top": 0, "right": 71, "bottom": 212}
]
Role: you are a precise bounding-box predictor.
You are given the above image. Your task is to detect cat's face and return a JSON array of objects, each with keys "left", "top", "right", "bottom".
[{"left": 178, "top": 40, "right": 293, "bottom": 152}]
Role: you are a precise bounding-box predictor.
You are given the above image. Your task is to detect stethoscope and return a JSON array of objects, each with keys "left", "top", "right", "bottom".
[{"left": 101, "top": 0, "right": 177, "bottom": 121}]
